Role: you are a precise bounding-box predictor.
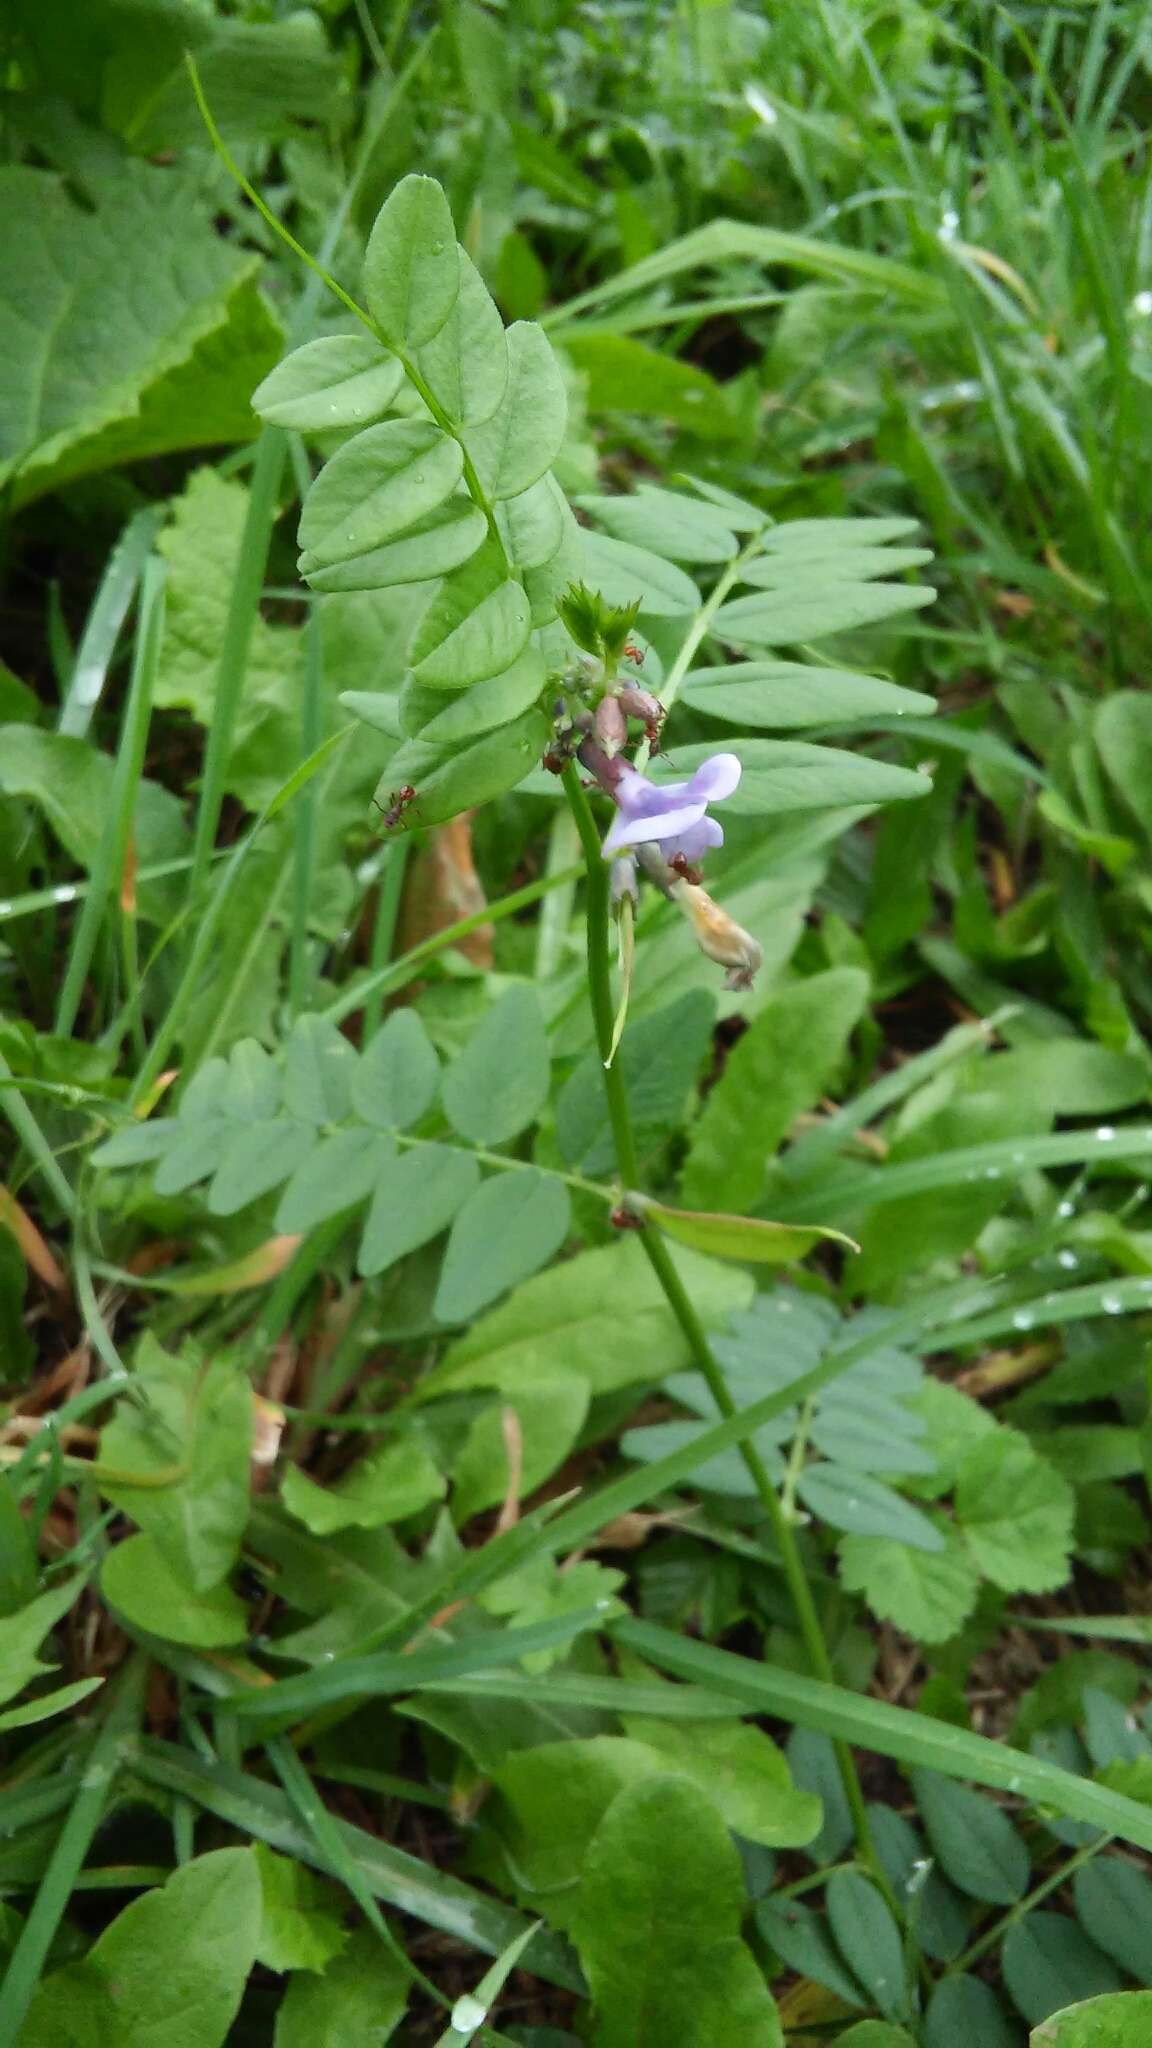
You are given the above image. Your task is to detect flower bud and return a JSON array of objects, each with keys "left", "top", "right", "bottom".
[
  {"left": 617, "top": 685, "right": 665, "bottom": 731},
  {"left": 594, "top": 693, "right": 629, "bottom": 757},
  {"left": 670, "top": 878, "right": 763, "bottom": 990}
]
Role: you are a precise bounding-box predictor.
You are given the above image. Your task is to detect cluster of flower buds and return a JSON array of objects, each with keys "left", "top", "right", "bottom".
[{"left": 552, "top": 581, "right": 761, "bottom": 991}]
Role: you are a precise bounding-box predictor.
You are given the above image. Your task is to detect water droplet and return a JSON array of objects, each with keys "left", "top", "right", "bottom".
[
  {"left": 0, "top": 903, "right": 11, "bottom": 917},
  {"left": 1010, "top": 1150, "right": 1026, "bottom": 1166},
  {"left": 1102, "top": 1293, "right": 1125, "bottom": 1315},
  {"left": 351, "top": 405, "right": 363, "bottom": 418},
  {"left": 328, "top": 400, "right": 339, "bottom": 413},
  {"left": 320, "top": 1650, "right": 336, "bottom": 1663},
  {"left": 776, "top": 1298, "right": 793, "bottom": 1313},
  {"left": 53, "top": 884, "right": 77, "bottom": 905},
  {"left": 1057, "top": 1199, "right": 1075, "bottom": 1218},
  {"left": 1057, "top": 1249, "right": 1079, "bottom": 1270},
  {"left": 1012, "top": 1309, "right": 1034, "bottom": 1331},
  {"left": 451, "top": 1995, "right": 487, "bottom": 2033},
  {"left": 984, "top": 1166, "right": 1002, "bottom": 1180},
  {"left": 1097, "top": 1127, "right": 1117, "bottom": 1142}
]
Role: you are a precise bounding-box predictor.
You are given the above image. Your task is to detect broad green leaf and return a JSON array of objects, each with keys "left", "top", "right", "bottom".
[
  {"left": 411, "top": 577, "right": 532, "bottom": 691},
  {"left": 252, "top": 334, "right": 402, "bottom": 430},
  {"left": 561, "top": 331, "right": 741, "bottom": 439},
  {"left": 644, "top": 1201, "right": 857, "bottom": 1263},
  {"left": 0, "top": 162, "right": 280, "bottom": 505},
  {"left": 275, "top": 1128, "right": 393, "bottom": 1234},
  {"left": 154, "top": 468, "right": 300, "bottom": 796},
  {"left": 1029, "top": 1993, "right": 1152, "bottom": 2046},
  {"left": 101, "top": 1534, "right": 249, "bottom": 1646},
  {"left": 362, "top": 175, "right": 460, "bottom": 349},
  {"left": 441, "top": 986, "right": 551, "bottom": 1144},
  {"left": 0, "top": 726, "right": 186, "bottom": 880},
  {"left": 826, "top": 1872, "right": 909, "bottom": 2022},
  {"left": 435, "top": 1170, "right": 571, "bottom": 1322},
  {"left": 578, "top": 486, "right": 737, "bottom": 564},
  {"left": 207, "top": 1120, "right": 316, "bottom": 1216},
  {"left": 282, "top": 1439, "right": 445, "bottom": 1536},
  {"left": 304, "top": 499, "right": 488, "bottom": 592},
  {"left": 926, "top": 1976, "right": 1018, "bottom": 2048},
  {"left": 838, "top": 1525, "right": 980, "bottom": 1643},
  {"left": 405, "top": 643, "right": 546, "bottom": 746},
  {"left": 254, "top": 1844, "right": 346, "bottom": 1974},
  {"left": 153, "top": 1119, "right": 231, "bottom": 1196},
  {"left": 0, "top": 1577, "right": 85, "bottom": 1711},
  {"left": 682, "top": 968, "right": 869, "bottom": 1211},
  {"left": 283, "top": 1014, "right": 359, "bottom": 1124},
  {"left": 353, "top": 1010, "right": 441, "bottom": 1129},
  {"left": 375, "top": 707, "right": 550, "bottom": 829},
  {"left": 651, "top": 739, "right": 931, "bottom": 815},
  {"left": 955, "top": 1434, "right": 1075, "bottom": 1593},
  {"left": 451, "top": 1373, "right": 590, "bottom": 1523},
  {"left": 22, "top": 1849, "right": 261, "bottom": 2048},
  {"left": 1073, "top": 1859, "right": 1152, "bottom": 1980},
  {"left": 419, "top": 1237, "right": 752, "bottom": 1400},
  {"left": 1004, "top": 1914, "right": 1123, "bottom": 2025},
  {"left": 481, "top": 1558, "right": 624, "bottom": 1676},
  {"left": 416, "top": 248, "right": 508, "bottom": 426},
  {"left": 617, "top": 1716, "right": 821, "bottom": 1848},
  {"left": 715, "top": 582, "right": 934, "bottom": 645},
  {"left": 274, "top": 1930, "right": 410, "bottom": 2045},
  {"left": 572, "top": 1775, "right": 783, "bottom": 2046},
  {"left": 98, "top": 1338, "right": 250, "bottom": 1592},
  {"left": 463, "top": 321, "right": 567, "bottom": 498},
  {"left": 578, "top": 529, "right": 701, "bottom": 616},
  {"left": 682, "top": 660, "right": 936, "bottom": 729},
  {"left": 911, "top": 1772, "right": 1030, "bottom": 1904},
  {"left": 298, "top": 420, "right": 463, "bottom": 572},
  {"left": 358, "top": 1145, "right": 480, "bottom": 1276},
  {"left": 798, "top": 1465, "right": 945, "bottom": 1551}
]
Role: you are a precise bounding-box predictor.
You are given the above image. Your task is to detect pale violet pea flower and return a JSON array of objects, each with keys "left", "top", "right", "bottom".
[{"left": 601, "top": 753, "right": 742, "bottom": 862}]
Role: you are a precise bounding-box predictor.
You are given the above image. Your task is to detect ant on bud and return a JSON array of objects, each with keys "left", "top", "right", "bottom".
[
  {"left": 542, "top": 750, "right": 567, "bottom": 775},
  {"left": 668, "top": 852, "right": 703, "bottom": 885},
  {"left": 610, "top": 1204, "right": 646, "bottom": 1232},
  {"left": 624, "top": 641, "right": 646, "bottom": 666},
  {"left": 373, "top": 784, "right": 417, "bottom": 830}
]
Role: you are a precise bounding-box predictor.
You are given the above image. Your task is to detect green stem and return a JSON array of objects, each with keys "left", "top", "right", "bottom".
[
  {"left": 947, "top": 1832, "right": 1113, "bottom": 1976},
  {"left": 561, "top": 762, "right": 878, "bottom": 1877},
  {"left": 0, "top": 1657, "right": 146, "bottom": 2046}
]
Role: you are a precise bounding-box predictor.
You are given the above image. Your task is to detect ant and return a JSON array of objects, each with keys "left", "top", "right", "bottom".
[
  {"left": 373, "top": 784, "right": 417, "bottom": 830},
  {"left": 624, "top": 641, "right": 646, "bottom": 666},
  {"left": 668, "top": 852, "right": 702, "bottom": 885}
]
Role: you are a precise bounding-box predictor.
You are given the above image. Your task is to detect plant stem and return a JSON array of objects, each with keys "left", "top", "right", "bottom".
[
  {"left": 948, "top": 1832, "right": 1113, "bottom": 1976},
  {"left": 0, "top": 1656, "right": 146, "bottom": 2046},
  {"left": 561, "top": 762, "right": 877, "bottom": 1872}
]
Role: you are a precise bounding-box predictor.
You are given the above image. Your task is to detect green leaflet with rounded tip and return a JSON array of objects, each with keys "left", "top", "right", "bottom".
[
  {"left": 251, "top": 334, "right": 402, "bottom": 430},
  {"left": 298, "top": 419, "right": 462, "bottom": 571},
  {"left": 372, "top": 707, "right": 550, "bottom": 831},
  {"left": 401, "top": 643, "right": 546, "bottom": 747},
  {"left": 357, "top": 1144, "right": 480, "bottom": 1277},
  {"left": 353, "top": 1009, "right": 441, "bottom": 1131},
  {"left": 361, "top": 173, "right": 460, "bottom": 348},
  {"left": 302, "top": 499, "right": 487, "bottom": 591},
  {"left": 682, "top": 661, "right": 936, "bottom": 730},
  {"left": 101, "top": 1534, "right": 249, "bottom": 1647},
  {"left": 416, "top": 247, "right": 508, "bottom": 426},
  {"left": 578, "top": 485, "right": 738, "bottom": 565},
  {"left": 715, "top": 580, "right": 935, "bottom": 645},
  {"left": 434, "top": 1170, "right": 571, "bottom": 1323},
  {"left": 411, "top": 577, "right": 532, "bottom": 691},
  {"left": 740, "top": 547, "right": 934, "bottom": 589},
  {"left": 578, "top": 528, "right": 701, "bottom": 616},
  {"left": 463, "top": 322, "right": 567, "bottom": 499},
  {"left": 1029, "top": 1993, "right": 1152, "bottom": 2047},
  {"left": 497, "top": 471, "right": 569, "bottom": 568}
]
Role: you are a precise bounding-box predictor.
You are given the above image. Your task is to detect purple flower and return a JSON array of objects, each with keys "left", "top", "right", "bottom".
[{"left": 601, "top": 753, "right": 742, "bottom": 862}]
